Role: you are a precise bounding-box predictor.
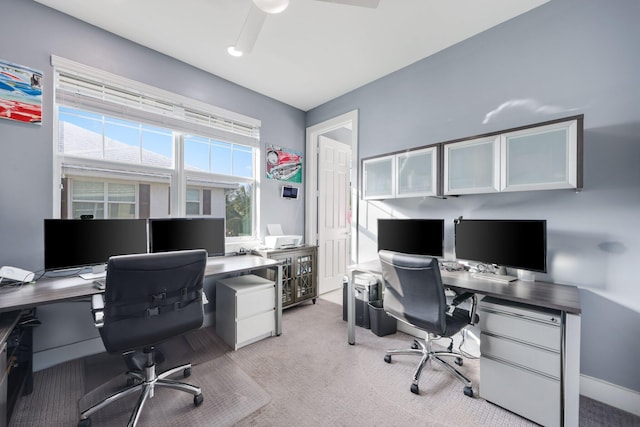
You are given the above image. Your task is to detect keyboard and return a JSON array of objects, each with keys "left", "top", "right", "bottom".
[{"left": 471, "top": 272, "right": 517, "bottom": 284}]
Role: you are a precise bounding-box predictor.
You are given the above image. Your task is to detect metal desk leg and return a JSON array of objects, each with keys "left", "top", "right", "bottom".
[
  {"left": 275, "top": 264, "right": 283, "bottom": 336},
  {"left": 347, "top": 274, "right": 355, "bottom": 345}
]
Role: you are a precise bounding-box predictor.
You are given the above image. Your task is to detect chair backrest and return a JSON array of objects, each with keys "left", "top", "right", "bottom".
[
  {"left": 379, "top": 250, "right": 447, "bottom": 335},
  {"left": 100, "top": 249, "right": 207, "bottom": 353}
]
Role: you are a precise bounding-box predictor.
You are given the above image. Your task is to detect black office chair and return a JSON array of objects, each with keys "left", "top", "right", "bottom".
[
  {"left": 378, "top": 250, "right": 477, "bottom": 397},
  {"left": 78, "top": 249, "right": 207, "bottom": 427}
]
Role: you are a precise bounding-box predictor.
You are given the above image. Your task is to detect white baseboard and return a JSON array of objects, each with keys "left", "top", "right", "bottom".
[{"left": 581, "top": 374, "right": 640, "bottom": 417}]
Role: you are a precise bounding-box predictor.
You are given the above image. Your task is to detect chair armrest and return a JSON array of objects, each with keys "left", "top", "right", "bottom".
[
  {"left": 91, "top": 294, "right": 105, "bottom": 328},
  {"left": 451, "top": 292, "right": 474, "bottom": 306},
  {"left": 448, "top": 292, "right": 479, "bottom": 325}
]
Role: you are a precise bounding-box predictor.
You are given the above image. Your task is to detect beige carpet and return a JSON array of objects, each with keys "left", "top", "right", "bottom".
[
  {"left": 229, "top": 300, "right": 536, "bottom": 426},
  {"left": 10, "top": 328, "right": 269, "bottom": 427},
  {"left": 9, "top": 299, "right": 640, "bottom": 426},
  {"left": 78, "top": 355, "right": 270, "bottom": 427}
]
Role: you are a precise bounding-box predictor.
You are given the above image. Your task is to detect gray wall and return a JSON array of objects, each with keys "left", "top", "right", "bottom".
[
  {"left": 0, "top": 0, "right": 307, "bottom": 269},
  {"left": 1, "top": 0, "right": 305, "bottom": 364},
  {"left": 308, "top": 0, "right": 640, "bottom": 393}
]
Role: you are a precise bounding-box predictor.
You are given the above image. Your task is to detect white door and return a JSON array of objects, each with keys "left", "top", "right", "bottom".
[{"left": 317, "top": 135, "right": 351, "bottom": 294}]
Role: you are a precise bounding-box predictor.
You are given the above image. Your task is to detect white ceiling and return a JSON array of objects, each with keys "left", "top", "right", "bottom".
[{"left": 34, "top": 0, "right": 548, "bottom": 111}]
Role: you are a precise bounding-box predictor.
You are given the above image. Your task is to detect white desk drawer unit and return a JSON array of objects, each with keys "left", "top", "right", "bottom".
[
  {"left": 479, "top": 297, "right": 562, "bottom": 427},
  {"left": 216, "top": 275, "right": 276, "bottom": 350}
]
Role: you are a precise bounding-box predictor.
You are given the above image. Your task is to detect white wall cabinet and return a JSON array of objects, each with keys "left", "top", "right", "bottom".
[
  {"left": 362, "top": 155, "right": 395, "bottom": 199},
  {"left": 216, "top": 274, "right": 276, "bottom": 350},
  {"left": 363, "top": 146, "right": 438, "bottom": 200},
  {"left": 395, "top": 146, "right": 438, "bottom": 198},
  {"left": 361, "top": 115, "right": 582, "bottom": 200},
  {"left": 500, "top": 119, "right": 579, "bottom": 192},
  {"left": 443, "top": 136, "right": 501, "bottom": 195}
]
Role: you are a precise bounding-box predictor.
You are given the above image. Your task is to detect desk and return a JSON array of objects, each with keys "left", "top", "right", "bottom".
[
  {"left": 0, "top": 255, "right": 283, "bottom": 334},
  {"left": 0, "top": 254, "right": 282, "bottom": 426},
  {"left": 346, "top": 260, "right": 581, "bottom": 427},
  {"left": 0, "top": 310, "right": 33, "bottom": 427}
]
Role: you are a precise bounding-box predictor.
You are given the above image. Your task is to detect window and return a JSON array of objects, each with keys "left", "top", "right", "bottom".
[
  {"left": 53, "top": 56, "right": 261, "bottom": 241},
  {"left": 185, "top": 135, "right": 253, "bottom": 177},
  {"left": 186, "top": 188, "right": 201, "bottom": 215},
  {"left": 70, "top": 180, "right": 137, "bottom": 219}
]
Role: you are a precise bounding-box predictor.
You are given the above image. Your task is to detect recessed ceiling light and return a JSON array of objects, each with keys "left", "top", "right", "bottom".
[
  {"left": 253, "top": 0, "right": 289, "bottom": 14},
  {"left": 227, "top": 46, "right": 244, "bottom": 57}
]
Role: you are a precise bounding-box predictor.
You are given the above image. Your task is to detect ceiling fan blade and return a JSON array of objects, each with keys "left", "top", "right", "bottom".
[
  {"left": 233, "top": 3, "right": 268, "bottom": 54},
  {"left": 314, "top": 0, "right": 380, "bottom": 8}
]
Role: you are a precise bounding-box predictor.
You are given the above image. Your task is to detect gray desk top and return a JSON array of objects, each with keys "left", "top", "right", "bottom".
[
  {"left": 349, "top": 260, "right": 581, "bottom": 315},
  {"left": 204, "top": 254, "right": 281, "bottom": 276},
  {"left": 0, "top": 255, "right": 282, "bottom": 313}
]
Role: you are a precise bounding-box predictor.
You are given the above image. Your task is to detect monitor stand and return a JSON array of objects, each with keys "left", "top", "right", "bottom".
[
  {"left": 79, "top": 265, "right": 106, "bottom": 280},
  {"left": 471, "top": 265, "right": 517, "bottom": 283},
  {"left": 471, "top": 272, "right": 517, "bottom": 283}
]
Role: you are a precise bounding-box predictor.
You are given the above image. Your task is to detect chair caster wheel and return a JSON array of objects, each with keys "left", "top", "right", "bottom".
[
  {"left": 464, "top": 386, "right": 474, "bottom": 397},
  {"left": 410, "top": 383, "right": 419, "bottom": 395},
  {"left": 455, "top": 357, "right": 463, "bottom": 366},
  {"left": 183, "top": 367, "right": 191, "bottom": 378},
  {"left": 411, "top": 340, "right": 419, "bottom": 350},
  {"left": 194, "top": 393, "right": 204, "bottom": 407},
  {"left": 78, "top": 418, "right": 91, "bottom": 427},
  {"left": 384, "top": 355, "right": 392, "bottom": 363}
]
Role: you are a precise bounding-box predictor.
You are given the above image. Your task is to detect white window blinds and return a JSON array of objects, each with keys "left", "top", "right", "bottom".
[{"left": 52, "top": 55, "right": 260, "bottom": 147}]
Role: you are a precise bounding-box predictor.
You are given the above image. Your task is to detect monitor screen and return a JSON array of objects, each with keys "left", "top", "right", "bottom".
[
  {"left": 44, "top": 219, "right": 148, "bottom": 271},
  {"left": 454, "top": 219, "right": 547, "bottom": 272},
  {"left": 377, "top": 218, "right": 444, "bottom": 257},
  {"left": 149, "top": 217, "right": 225, "bottom": 256}
]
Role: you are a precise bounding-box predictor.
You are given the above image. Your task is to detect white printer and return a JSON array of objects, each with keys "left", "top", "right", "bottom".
[{"left": 264, "top": 224, "right": 302, "bottom": 249}]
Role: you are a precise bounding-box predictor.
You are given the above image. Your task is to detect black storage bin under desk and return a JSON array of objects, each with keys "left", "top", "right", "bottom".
[
  {"left": 368, "top": 300, "right": 397, "bottom": 337},
  {"left": 342, "top": 275, "right": 379, "bottom": 329}
]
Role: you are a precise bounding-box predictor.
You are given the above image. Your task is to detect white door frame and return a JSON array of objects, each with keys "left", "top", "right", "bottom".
[{"left": 305, "top": 109, "right": 359, "bottom": 269}]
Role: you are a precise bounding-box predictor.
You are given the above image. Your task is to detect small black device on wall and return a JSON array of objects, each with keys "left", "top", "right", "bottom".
[{"left": 281, "top": 185, "right": 299, "bottom": 200}]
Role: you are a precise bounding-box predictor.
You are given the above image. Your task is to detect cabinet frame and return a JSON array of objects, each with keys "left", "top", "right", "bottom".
[
  {"left": 395, "top": 146, "right": 438, "bottom": 198},
  {"left": 252, "top": 246, "right": 318, "bottom": 309},
  {"left": 362, "top": 155, "right": 395, "bottom": 200},
  {"left": 362, "top": 144, "right": 441, "bottom": 200},
  {"left": 443, "top": 136, "right": 501, "bottom": 195},
  {"left": 500, "top": 119, "right": 580, "bottom": 192},
  {"left": 359, "top": 115, "right": 583, "bottom": 200}
]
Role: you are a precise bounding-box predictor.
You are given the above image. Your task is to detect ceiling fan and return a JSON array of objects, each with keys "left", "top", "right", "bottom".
[{"left": 227, "top": 0, "right": 380, "bottom": 57}]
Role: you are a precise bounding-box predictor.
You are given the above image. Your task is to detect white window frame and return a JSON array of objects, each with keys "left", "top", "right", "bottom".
[
  {"left": 68, "top": 178, "right": 139, "bottom": 219},
  {"left": 52, "top": 56, "right": 261, "bottom": 243}
]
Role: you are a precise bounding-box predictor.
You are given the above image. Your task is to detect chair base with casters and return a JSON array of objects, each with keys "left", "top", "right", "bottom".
[
  {"left": 384, "top": 332, "right": 474, "bottom": 397},
  {"left": 377, "top": 250, "right": 478, "bottom": 398},
  {"left": 78, "top": 347, "right": 204, "bottom": 427}
]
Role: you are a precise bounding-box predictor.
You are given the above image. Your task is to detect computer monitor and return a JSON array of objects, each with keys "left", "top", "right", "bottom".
[
  {"left": 44, "top": 219, "right": 148, "bottom": 271},
  {"left": 377, "top": 218, "right": 444, "bottom": 257},
  {"left": 454, "top": 219, "right": 547, "bottom": 273},
  {"left": 149, "top": 217, "right": 225, "bottom": 256}
]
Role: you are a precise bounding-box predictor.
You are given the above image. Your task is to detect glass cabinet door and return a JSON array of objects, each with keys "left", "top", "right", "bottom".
[
  {"left": 362, "top": 155, "right": 395, "bottom": 199},
  {"left": 395, "top": 146, "right": 438, "bottom": 198},
  {"left": 501, "top": 119, "right": 578, "bottom": 192},
  {"left": 295, "top": 252, "right": 316, "bottom": 301},
  {"left": 443, "top": 136, "right": 500, "bottom": 195}
]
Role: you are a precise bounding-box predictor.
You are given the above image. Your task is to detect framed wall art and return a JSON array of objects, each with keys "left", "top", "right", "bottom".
[
  {"left": 0, "top": 59, "right": 43, "bottom": 125},
  {"left": 265, "top": 144, "right": 303, "bottom": 183}
]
